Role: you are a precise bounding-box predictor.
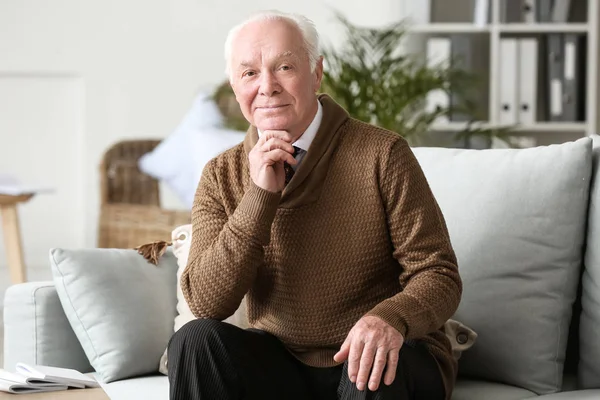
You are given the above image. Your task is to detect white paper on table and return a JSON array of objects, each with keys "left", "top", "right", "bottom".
[{"left": 0, "top": 174, "right": 53, "bottom": 196}]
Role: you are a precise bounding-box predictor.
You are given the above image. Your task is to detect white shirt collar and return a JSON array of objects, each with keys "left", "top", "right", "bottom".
[{"left": 257, "top": 100, "right": 323, "bottom": 152}]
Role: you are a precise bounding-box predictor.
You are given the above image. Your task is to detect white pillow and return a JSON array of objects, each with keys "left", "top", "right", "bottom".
[
  {"left": 159, "top": 224, "right": 249, "bottom": 375},
  {"left": 139, "top": 92, "right": 246, "bottom": 209},
  {"left": 185, "top": 127, "right": 246, "bottom": 207}
]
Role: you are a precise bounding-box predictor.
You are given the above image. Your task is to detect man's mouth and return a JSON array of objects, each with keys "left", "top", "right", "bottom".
[{"left": 257, "top": 104, "right": 289, "bottom": 109}]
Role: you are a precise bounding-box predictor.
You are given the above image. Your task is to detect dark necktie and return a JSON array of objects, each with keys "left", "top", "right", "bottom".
[{"left": 284, "top": 146, "right": 301, "bottom": 184}]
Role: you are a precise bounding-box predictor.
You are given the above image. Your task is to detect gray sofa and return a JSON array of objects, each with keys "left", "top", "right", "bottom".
[{"left": 4, "top": 137, "right": 600, "bottom": 399}]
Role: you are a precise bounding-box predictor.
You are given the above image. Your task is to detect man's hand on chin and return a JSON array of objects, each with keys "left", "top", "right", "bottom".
[
  {"left": 249, "top": 129, "right": 295, "bottom": 193},
  {"left": 333, "top": 315, "right": 404, "bottom": 392}
]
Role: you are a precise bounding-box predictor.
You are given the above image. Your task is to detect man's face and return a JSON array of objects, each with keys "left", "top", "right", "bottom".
[{"left": 229, "top": 19, "right": 323, "bottom": 138}]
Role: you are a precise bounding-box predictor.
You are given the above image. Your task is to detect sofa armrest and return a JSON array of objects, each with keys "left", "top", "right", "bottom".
[{"left": 3, "top": 281, "right": 92, "bottom": 373}]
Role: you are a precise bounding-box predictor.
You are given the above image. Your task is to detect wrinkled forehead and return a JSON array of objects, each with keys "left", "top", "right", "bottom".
[{"left": 231, "top": 19, "right": 308, "bottom": 65}]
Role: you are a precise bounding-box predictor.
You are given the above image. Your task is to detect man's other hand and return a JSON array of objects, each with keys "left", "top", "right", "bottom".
[
  {"left": 249, "top": 130, "right": 296, "bottom": 193},
  {"left": 333, "top": 315, "right": 404, "bottom": 392}
]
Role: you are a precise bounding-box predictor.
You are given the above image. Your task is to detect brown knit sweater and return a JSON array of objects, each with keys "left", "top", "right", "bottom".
[{"left": 181, "top": 94, "right": 462, "bottom": 399}]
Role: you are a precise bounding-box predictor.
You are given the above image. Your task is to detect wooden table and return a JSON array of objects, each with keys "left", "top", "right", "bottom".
[{"left": 0, "top": 193, "right": 33, "bottom": 284}]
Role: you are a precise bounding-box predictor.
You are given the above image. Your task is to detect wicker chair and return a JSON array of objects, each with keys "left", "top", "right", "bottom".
[{"left": 97, "top": 139, "right": 191, "bottom": 249}]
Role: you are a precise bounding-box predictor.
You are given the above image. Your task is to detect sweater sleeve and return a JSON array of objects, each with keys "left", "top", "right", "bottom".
[
  {"left": 180, "top": 158, "right": 281, "bottom": 320},
  {"left": 365, "top": 139, "right": 462, "bottom": 340}
]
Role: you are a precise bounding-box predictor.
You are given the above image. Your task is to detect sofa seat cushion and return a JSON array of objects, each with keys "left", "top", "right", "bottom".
[
  {"left": 93, "top": 373, "right": 168, "bottom": 400},
  {"left": 536, "top": 390, "right": 600, "bottom": 399},
  {"left": 91, "top": 374, "right": 598, "bottom": 400},
  {"left": 452, "top": 379, "right": 536, "bottom": 400}
]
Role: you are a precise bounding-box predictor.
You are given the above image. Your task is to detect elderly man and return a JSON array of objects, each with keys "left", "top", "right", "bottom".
[{"left": 167, "top": 10, "right": 461, "bottom": 400}]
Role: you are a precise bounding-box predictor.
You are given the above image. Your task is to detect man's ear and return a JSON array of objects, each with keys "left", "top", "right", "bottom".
[{"left": 313, "top": 56, "right": 324, "bottom": 92}]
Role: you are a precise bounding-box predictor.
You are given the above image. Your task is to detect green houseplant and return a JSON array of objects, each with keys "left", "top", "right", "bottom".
[{"left": 320, "top": 14, "right": 514, "bottom": 148}]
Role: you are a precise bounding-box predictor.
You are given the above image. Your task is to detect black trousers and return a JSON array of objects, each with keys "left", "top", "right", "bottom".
[{"left": 167, "top": 319, "right": 445, "bottom": 400}]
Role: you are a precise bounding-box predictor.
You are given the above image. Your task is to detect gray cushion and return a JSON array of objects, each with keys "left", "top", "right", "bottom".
[
  {"left": 412, "top": 138, "right": 593, "bottom": 394},
  {"left": 50, "top": 248, "right": 178, "bottom": 383},
  {"left": 452, "top": 379, "right": 536, "bottom": 400},
  {"left": 579, "top": 138, "right": 600, "bottom": 388}
]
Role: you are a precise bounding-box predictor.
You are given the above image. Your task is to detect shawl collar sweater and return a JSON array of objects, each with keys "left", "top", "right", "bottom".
[{"left": 181, "top": 94, "right": 462, "bottom": 399}]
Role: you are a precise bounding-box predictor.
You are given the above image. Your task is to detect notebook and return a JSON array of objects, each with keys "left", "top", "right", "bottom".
[{"left": 0, "top": 364, "right": 99, "bottom": 394}]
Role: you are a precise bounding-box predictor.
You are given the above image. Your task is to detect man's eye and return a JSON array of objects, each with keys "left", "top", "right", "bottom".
[
  {"left": 280, "top": 65, "right": 291, "bottom": 71},
  {"left": 243, "top": 71, "right": 255, "bottom": 77}
]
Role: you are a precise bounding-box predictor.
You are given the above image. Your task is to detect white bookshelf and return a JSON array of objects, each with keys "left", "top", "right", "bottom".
[
  {"left": 430, "top": 121, "right": 588, "bottom": 132},
  {"left": 498, "top": 23, "right": 589, "bottom": 33},
  {"left": 411, "top": 24, "right": 491, "bottom": 33},
  {"left": 408, "top": 0, "right": 599, "bottom": 143}
]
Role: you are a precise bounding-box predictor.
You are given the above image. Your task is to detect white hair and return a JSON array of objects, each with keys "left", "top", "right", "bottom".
[{"left": 224, "top": 10, "right": 321, "bottom": 79}]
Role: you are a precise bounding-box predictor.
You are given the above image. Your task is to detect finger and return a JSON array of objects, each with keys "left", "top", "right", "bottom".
[
  {"left": 255, "top": 131, "right": 282, "bottom": 148},
  {"left": 356, "top": 342, "right": 376, "bottom": 391},
  {"left": 261, "top": 130, "right": 291, "bottom": 144},
  {"left": 334, "top": 336, "right": 352, "bottom": 363},
  {"left": 368, "top": 347, "right": 388, "bottom": 391},
  {"left": 260, "top": 138, "right": 295, "bottom": 154},
  {"left": 261, "top": 149, "right": 297, "bottom": 166},
  {"left": 383, "top": 348, "right": 399, "bottom": 386},
  {"left": 347, "top": 339, "right": 364, "bottom": 384}
]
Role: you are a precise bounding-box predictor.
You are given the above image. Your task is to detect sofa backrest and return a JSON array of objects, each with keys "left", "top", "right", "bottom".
[{"left": 579, "top": 137, "right": 600, "bottom": 388}]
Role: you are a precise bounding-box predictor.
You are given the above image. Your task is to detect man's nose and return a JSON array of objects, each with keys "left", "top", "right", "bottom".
[{"left": 259, "top": 71, "right": 281, "bottom": 96}]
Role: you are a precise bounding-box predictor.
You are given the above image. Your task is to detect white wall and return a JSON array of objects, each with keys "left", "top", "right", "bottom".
[
  {"left": 0, "top": 0, "right": 415, "bottom": 272},
  {"left": 0, "top": 75, "right": 85, "bottom": 268}
]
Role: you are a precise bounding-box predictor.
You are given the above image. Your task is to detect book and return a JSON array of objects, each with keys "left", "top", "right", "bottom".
[
  {"left": 0, "top": 364, "right": 99, "bottom": 394},
  {"left": 0, "top": 370, "right": 66, "bottom": 394}
]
